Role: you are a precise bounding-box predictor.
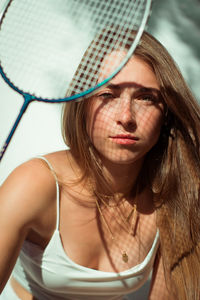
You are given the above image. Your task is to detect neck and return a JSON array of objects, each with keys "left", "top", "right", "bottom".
[{"left": 95, "top": 156, "right": 144, "bottom": 196}]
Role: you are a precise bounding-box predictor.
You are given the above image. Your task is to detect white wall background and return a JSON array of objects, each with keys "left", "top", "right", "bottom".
[
  {"left": 0, "top": 0, "right": 200, "bottom": 183},
  {"left": 148, "top": 0, "right": 200, "bottom": 101}
]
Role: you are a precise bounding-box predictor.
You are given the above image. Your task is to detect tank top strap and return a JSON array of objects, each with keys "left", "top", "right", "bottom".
[{"left": 35, "top": 156, "right": 60, "bottom": 231}]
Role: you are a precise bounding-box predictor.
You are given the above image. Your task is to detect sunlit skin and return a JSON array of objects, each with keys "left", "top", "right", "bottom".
[
  {"left": 87, "top": 56, "right": 164, "bottom": 172},
  {"left": 0, "top": 56, "right": 169, "bottom": 300}
]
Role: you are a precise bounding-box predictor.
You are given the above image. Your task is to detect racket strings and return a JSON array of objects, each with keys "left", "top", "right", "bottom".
[
  {"left": 67, "top": 0, "right": 147, "bottom": 96},
  {"left": 0, "top": 0, "right": 150, "bottom": 100}
]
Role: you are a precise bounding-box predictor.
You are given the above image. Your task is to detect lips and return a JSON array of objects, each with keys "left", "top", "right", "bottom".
[{"left": 110, "top": 134, "right": 139, "bottom": 145}]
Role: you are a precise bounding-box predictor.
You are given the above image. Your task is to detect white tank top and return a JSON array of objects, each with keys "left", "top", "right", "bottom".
[{"left": 12, "top": 156, "right": 160, "bottom": 300}]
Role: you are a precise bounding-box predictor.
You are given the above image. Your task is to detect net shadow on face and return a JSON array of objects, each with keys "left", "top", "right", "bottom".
[{"left": 85, "top": 58, "right": 165, "bottom": 166}]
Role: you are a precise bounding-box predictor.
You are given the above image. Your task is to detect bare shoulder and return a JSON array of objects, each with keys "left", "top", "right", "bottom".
[
  {"left": 0, "top": 149, "right": 74, "bottom": 217},
  {"left": 44, "top": 150, "right": 79, "bottom": 180},
  {"left": 0, "top": 154, "right": 61, "bottom": 229}
]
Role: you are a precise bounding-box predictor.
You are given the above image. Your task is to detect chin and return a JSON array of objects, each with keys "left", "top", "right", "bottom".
[{"left": 100, "top": 152, "right": 145, "bottom": 166}]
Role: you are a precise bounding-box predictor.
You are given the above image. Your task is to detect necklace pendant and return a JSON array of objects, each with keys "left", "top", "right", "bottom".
[{"left": 122, "top": 252, "right": 128, "bottom": 263}]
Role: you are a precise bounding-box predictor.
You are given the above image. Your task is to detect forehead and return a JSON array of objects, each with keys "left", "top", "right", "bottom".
[{"left": 109, "top": 55, "right": 159, "bottom": 90}]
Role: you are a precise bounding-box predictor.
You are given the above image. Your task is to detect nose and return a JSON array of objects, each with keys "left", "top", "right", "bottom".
[{"left": 116, "top": 98, "right": 136, "bottom": 131}]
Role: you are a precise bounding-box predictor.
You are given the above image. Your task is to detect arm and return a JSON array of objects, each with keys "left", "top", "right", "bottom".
[
  {"left": 148, "top": 248, "right": 171, "bottom": 300},
  {"left": 0, "top": 159, "right": 57, "bottom": 292}
]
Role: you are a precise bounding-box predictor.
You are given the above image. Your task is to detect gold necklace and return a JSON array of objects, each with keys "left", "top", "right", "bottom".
[
  {"left": 117, "top": 202, "right": 138, "bottom": 236},
  {"left": 95, "top": 197, "right": 137, "bottom": 263},
  {"left": 100, "top": 195, "right": 137, "bottom": 235},
  {"left": 93, "top": 190, "right": 126, "bottom": 207}
]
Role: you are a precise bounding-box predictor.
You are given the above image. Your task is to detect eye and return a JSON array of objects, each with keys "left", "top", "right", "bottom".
[
  {"left": 98, "top": 92, "right": 115, "bottom": 100},
  {"left": 136, "top": 94, "right": 157, "bottom": 103}
]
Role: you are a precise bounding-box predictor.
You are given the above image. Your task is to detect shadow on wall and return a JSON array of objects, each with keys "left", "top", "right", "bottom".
[{"left": 148, "top": 0, "right": 200, "bottom": 102}]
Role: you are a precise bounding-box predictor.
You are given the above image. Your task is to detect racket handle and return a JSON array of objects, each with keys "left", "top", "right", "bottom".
[{"left": 0, "top": 96, "right": 31, "bottom": 162}]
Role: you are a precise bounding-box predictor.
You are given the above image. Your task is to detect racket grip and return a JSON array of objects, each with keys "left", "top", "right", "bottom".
[
  {"left": 0, "top": 96, "right": 31, "bottom": 162},
  {"left": 0, "top": 141, "right": 8, "bottom": 162}
]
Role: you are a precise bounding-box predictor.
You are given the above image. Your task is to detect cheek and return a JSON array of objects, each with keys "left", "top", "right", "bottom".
[
  {"left": 86, "top": 104, "right": 109, "bottom": 141},
  {"left": 137, "top": 108, "right": 163, "bottom": 142}
]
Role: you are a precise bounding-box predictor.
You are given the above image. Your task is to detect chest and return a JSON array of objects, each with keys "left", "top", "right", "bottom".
[{"left": 59, "top": 195, "right": 157, "bottom": 273}]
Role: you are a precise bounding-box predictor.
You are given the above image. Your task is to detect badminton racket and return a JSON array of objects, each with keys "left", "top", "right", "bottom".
[{"left": 0, "top": 0, "right": 152, "bottom": 161}]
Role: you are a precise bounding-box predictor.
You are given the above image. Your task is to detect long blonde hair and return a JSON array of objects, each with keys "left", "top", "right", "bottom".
[
  {"left": 135, "top": 33, "right": 200, "bottom": 299},
  {"left": 62, "top": 32, "right": 200, "bottom": 298}
]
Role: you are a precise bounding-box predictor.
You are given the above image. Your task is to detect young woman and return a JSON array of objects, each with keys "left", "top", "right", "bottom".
[{"left": 0, "top": 32, "right": 200, "bottom": 300}]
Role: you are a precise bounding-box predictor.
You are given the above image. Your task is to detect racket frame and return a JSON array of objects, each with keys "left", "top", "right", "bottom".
[{"left": 0, "top": 0, "right": 152, "bottom": 161}]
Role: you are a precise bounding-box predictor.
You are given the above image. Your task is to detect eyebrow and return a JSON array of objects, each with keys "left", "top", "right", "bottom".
[
  {"left": 106, "top": 83, "right": 160, "bottom": 94},
  {"left": 106, "top": 83, "right": 122, "bottom": 90},
  {"left": 134, "top": 87, "right": 160, "bottom": 95}
]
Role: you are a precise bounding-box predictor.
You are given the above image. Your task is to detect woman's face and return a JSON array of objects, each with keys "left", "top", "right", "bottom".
[{"left": 86, "top": 55, "right": 164, "bottom": 165}]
